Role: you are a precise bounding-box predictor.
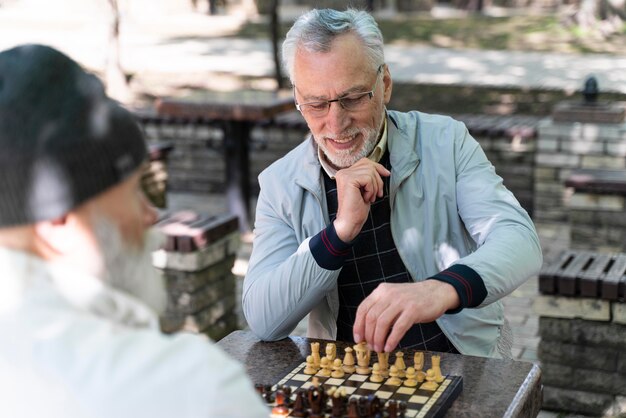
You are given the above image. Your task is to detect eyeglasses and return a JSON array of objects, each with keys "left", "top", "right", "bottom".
[{"left": 294, "top": 64, "right": 384, "bottom": 118}]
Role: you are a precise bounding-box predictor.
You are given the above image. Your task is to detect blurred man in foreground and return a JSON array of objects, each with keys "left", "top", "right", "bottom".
[{"left": 0, "top": 44, "right": 267, "bottom": 418}]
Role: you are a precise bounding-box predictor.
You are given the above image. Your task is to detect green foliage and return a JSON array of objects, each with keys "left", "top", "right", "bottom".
[{"left": 234, "top": 14, "right": 626, "bottom": 54}]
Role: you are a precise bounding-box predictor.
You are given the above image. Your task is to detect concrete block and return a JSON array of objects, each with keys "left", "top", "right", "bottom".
[
  {"left": 613, "top": 303, "right": 626, "bottom": 325},
  {"left": 542, "top": 385, "right": 616, "bottom": 416},
  {"left": 542, "top": 362, "right": 623, "bottom": 395},
  {"left": 533, "top": 296, "right": 611, "bottom": 321},
  {"left": 607, "top": 142, "right": 626, "bottom": 157},
  {"left": 539, "top": 317, "right": 626, "bottom": 349},
  {"left": 581, "top": 155, "right": 626, "bottom": 169},
  {"left": 534, "top": 167, "right": 559, "bottom": 181},
  {"left": 152, "top": 232, "right": 240, "bottom": 271},
  {"left": 167, "top": 274, "right": 236, "bottom": 315},
  {"left": 567, "top": 193, "right": 625, "bottom": 211},
  {"left": 537, "top": 340, "right": 618, "bottom": 372},
  {"left": 536, "top": 153, "right": 581, "bottom": 168},
  {"left": 537, "top": 138, "right": 559, "bottom": 152},
  {"left": 161, "top": 255, "right": 237, "bottom": 294},
  {"left": 561, "top": 139, "right": 605, "bottom": 155}
]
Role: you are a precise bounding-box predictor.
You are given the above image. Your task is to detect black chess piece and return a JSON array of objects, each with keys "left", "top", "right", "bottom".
[
  {"left": 282, "top": 385, "right": 293, "bottom": 408},
  {"left": 272, "top": 388, "right": 289, "bottom": 415},
  {"left": 368, "top": 395, "right": 382, "bottom": 416},
  {"left": 398, "top": 401, "right": 407, "bottom": 418},
  {"left": 254, "top": 383, "right": 264, "bottom": 398},
  {"left": 387, "top": 399, "right": 398, "bottom": 418},
  {"left": 263, "top": 384, "right": 275, "bottom": 403},
  {"left": 347, "top": 397, "right": 359, "bottom": 418},
  {"left": 358, "top": 396, "right": 369, "bottom": 416},
  {"left": 330, "top": 392, "right": 346, "bottom": 418},
  {"left": 291, "top": 390, "right": 308, "bottom": 417},
  {"left": 308, "top": 386, "right": 324, "bottom": 418}
]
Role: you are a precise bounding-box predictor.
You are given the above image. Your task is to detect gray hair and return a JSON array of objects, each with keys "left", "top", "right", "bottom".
[{"left": 282, "top": 8, "right": 385, "bottom": 82}]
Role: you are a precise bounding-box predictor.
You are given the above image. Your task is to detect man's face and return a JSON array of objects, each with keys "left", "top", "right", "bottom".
[
  {"left": 78, "top": 170, "right": 166, "bottom": 313},
  {"left": 293, "top": 33, "right": 392, "bottom": 169}
]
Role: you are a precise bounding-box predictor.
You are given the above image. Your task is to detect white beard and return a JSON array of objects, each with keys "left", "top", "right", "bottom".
[
  {"left": 91, "top": 216, "right": 168, "bottom": 315},
  {"left": 316, "top": 123, "right": 381, "bottom": 169}
]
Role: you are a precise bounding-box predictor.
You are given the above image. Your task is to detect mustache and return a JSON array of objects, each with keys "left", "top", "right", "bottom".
[{"left": 321, "top": 127, "right": 363, "bottom": 141}]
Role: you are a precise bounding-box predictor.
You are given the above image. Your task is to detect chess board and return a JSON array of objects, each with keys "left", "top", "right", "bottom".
[{"left": 268, "top": 361, "right": 463, "bottom": 418}]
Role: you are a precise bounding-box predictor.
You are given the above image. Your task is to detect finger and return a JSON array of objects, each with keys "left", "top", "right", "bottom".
[
  {"left": 374, "top": 162, "right": 391, "bottom": 177},
  {"left": 353, "top": 297, "right": 373, "bottom": 343},
  {"left": 372, "top": 306, "right": 402, "bottom": 353},
  {"left": 383, "top": 311, "right": 415, "bottom": 353}
]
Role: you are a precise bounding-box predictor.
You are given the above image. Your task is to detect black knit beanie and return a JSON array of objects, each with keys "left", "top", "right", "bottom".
[{"left": 0, "top": 44, "right": 147, "bottom": 227}]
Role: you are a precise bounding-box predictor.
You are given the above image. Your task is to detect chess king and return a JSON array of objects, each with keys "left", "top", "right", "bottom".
[{"left": 243, "top": 8, "right": 542, "bottom": 358}]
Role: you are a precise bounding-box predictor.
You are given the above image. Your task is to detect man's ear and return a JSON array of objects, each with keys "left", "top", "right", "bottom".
[
  {"left": 33, "top": 213, "right": 85, "bottom": 256},
  {"left": 383, "top": 64, "right": 393, "bottom": 105}
]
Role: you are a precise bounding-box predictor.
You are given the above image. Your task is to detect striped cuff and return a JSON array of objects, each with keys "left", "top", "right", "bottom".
[
  {"left": 429, "top": 264, "right": 487, "bottom": 314},
  {"left": 309, "top": 223, "right": 352, "bottom": 270}
]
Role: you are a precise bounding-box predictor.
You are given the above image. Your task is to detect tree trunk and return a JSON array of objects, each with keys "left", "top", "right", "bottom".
[
  {"left": 106, "top": 0, "right": 131, "bottom": 103},
  {"left": 270, "top": 0, "right": 284, "bottom": 90}
]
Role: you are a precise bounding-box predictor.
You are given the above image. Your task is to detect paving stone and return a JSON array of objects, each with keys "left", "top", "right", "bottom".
[
  {"left": 613, "top": 303, "right": 626, "bottom": 325},
  {"left": 152, "top": 232, "right": 240, "bottom": 271},
  {"left": 542, "top": 386, "right": 616, "bottom": 416},
  {"left": 538, "top": 340, "right": 619, "bottom": 372},
  {"left": 539, "top": 317, "right": 626, "bottom": 349}
]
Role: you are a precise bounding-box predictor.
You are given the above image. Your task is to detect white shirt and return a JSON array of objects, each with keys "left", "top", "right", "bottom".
[{"left": 0, "top": 247, "right": 268, "bottom": 418}]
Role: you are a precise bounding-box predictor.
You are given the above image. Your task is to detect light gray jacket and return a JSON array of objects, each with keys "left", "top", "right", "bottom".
[{"left": 243, "top": 110, "right": 542, "bottom": 358}]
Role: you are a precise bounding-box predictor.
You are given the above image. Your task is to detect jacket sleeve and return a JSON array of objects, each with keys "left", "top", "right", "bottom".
[
  {"left": 451, "top": 120, "right": 543, "bottom": 306},
  {"left": 242, "top": 170, "right": 340, "bottom": 341}
]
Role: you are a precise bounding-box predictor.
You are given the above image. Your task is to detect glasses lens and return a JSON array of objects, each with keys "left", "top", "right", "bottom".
[
  {"left": 340, "top": 93, "right": 371, "bottom": 111},
  {"left": 302, "top": 102, "right": 329, "bottom": 117}
]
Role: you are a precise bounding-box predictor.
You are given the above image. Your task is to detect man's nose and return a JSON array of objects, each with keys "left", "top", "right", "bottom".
[{"left": 325, "top": 101, "right": 351, "bottom": 134}]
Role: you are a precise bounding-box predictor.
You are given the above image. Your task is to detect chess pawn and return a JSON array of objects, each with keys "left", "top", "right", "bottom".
[
  {"left": 325, "top": 342, "right": 337, "bottom": 362},
  {"left": 331, "top": 358, "right": 345, "bottom": 378},
  {"left": 386, "top": 365, "right": 402, "bottom": 386},
  {"left": 403, "top": 367, "right": 418, "bottom": 387},
  {"left": 370, "top": 362, "right": 384, "bottom": 383},
  {"left": 319, "top": 356, "right": 332, "bottom": 377},
  {"left": 311, "top": 342, "right": 321, "bottom": 368},
  {"left": 304, "top": 355, "right": 318, "bottom": 375},
  {"left": 376, "top": 351, "right": 389, "bottom": 378},
  {"left": 394, "top": 351, "right": 406, "bottom": 378},
  {"left": 420, "top": 369, "right": 439, "bottom": 391},
  {"left": 354, "top": 342, "right": 371, "bottom": 375},
  {"left": 431, "top": 354, "right": 444, "bottom": 383},
  {"left": 342, "top": 347, "right": 356, "bottom": 374}
]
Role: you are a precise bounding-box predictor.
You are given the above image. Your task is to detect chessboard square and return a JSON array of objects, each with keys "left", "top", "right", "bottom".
[
  {"left": 325, "top": 378, "right": 345, "bottom": 386},
  {"left": 380, "top": 384, "right": 399, "bottom": 392},
  {"left": 301, "top": 381, "right": 314, "bottom": 389},
  {"left": 376, "top": 391, "right": 393, "bottom": 399},
  {"left": 360, "top": 382, "right": 381, "bottom": 390},
  {"left": 348, "top": 374, "right": 368, "bottom": 382},
  {"left": 354, "top": 388, "right": 376, "bottom": 397},
  {"left": 405, "top": 409, "right": 419, "bottom": 418},
  {"left": 342, "top": 380, "right": 361, "bottom": 388},
  {"left": 339, "top": 386, "right": 356, "bottom": 395},
  {"left": 397, "top": 387, "right": 416, "bottom": 395},
  {"left": 409, "top": 395, "right": 429, "bottom": 404},
  {"left": 291, "top": 373, "right": 310, "bottom": 382}
]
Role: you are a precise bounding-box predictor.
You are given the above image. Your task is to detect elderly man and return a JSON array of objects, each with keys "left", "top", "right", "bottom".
[
  {"left": 243, "top": 9, "right": 542, "bottom": 358},
  {"left": 0, "top": 45, "right": 267, "bottom": 417}
]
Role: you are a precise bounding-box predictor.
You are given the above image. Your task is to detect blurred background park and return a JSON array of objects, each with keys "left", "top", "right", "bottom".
[{"left": 1, "top": 0, "right": 625, "bottom": 416}]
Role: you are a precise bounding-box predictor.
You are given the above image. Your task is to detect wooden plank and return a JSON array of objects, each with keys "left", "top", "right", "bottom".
[
  {"left": 602, "top": 254, "right": 626, "bottom": 300},
  {"left": 578, "top": 253, "right": 612, "bottom": 298},
  {"left": 558, "top": 251, "right": 593, "bottom": 296}
]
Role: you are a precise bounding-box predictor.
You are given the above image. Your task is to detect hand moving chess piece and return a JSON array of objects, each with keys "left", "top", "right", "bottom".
[
  {"left": 431, "top": 354, "right": 444, "bottom": 383},
  {"left": 319, "top": 357, "right": 332, "bottom": 377},
  {"left": 304, "top": 355, "right": 318, "bottom": 375},
  {"left": 354, "top": 342, "right": 371, "bottom": 375},
  {"left": 403, "top": 367, "right": 418, "bottom": 387},
  {"left": 394, "top": 351, "right": 406, "bottom": 378},
  {"left": 325, "top": 342, "right": 337, "bottom": 362},
  {"left": 343, "top": 347, "right": 356, "bottom": 374},
  {"left": 370, "top": 362, "right": 384, "bottom": 383},
  {"left": 331, "top": 358, "right": 345, "bottom": 378},
  {"left": 311, "top": 342, "right": 321, "bottom": 368},
  {"left": 420, "top": 369, "right": 439, "bottom": 391},
  {"left": 377, "top": 351, "right": 389, "bottom": 378},
  {"left": 386, "top": 365, "right": 402, "bottom": 386}
]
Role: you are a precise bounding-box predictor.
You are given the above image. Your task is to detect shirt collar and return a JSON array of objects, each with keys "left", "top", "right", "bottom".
[{"left": 318, "top": 111, "right": 388, "bottom": 179}]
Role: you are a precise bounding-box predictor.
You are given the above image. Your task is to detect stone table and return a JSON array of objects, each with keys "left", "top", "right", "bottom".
[
  {"left": 156, "top": 90, "right": 295, "bottom": 233},
  {"left": 217, "top": 330, "right": 542, "bottom": 417}
]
